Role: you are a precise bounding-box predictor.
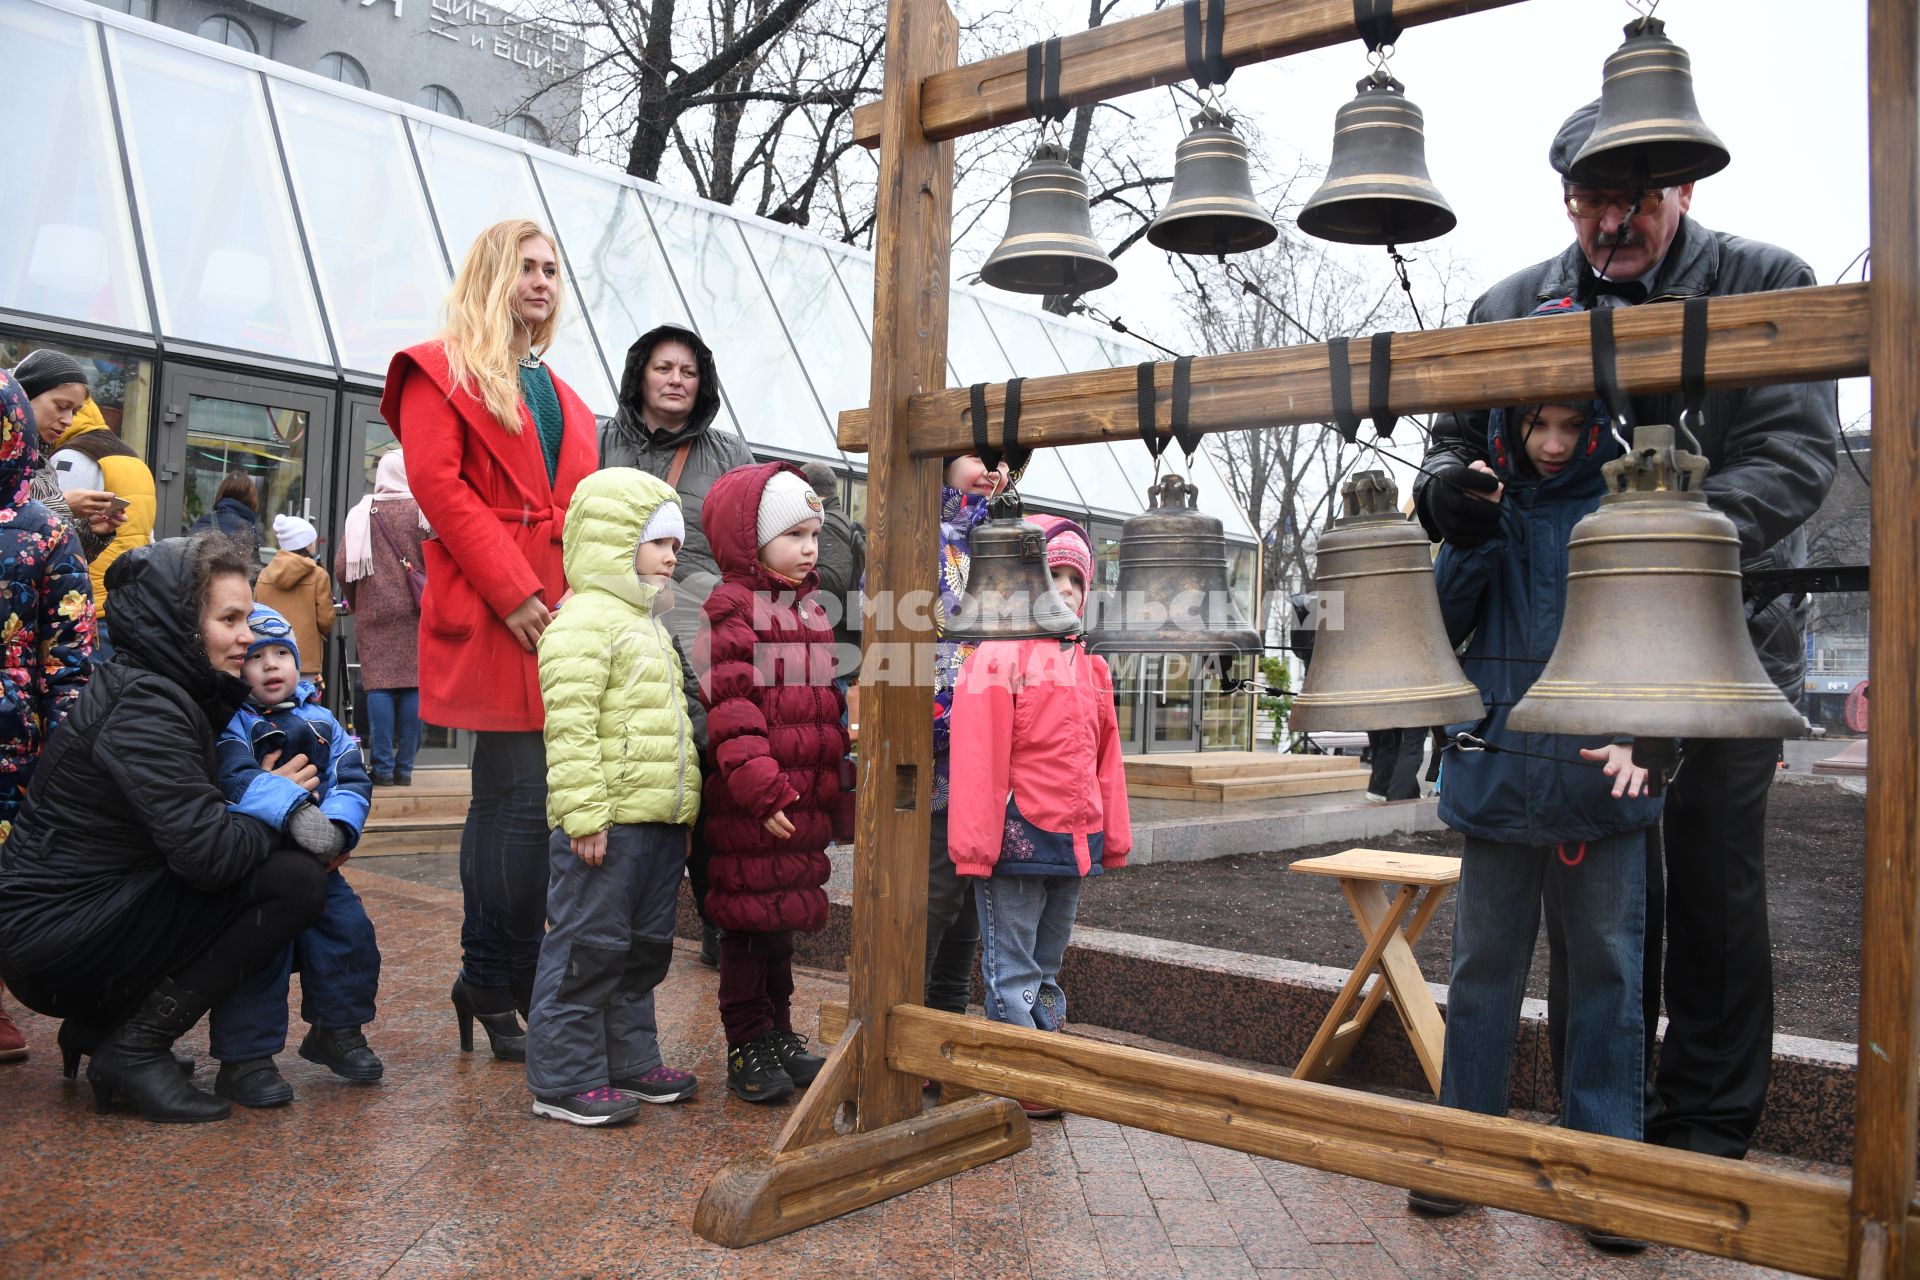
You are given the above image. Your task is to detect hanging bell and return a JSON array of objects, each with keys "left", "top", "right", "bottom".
[
  {"left": 1287, "top": 471, "right": 1484, "bottom": 732},
  {"left": 980, "top": 142, "right": 1119, "bottom": 295},
  {"left": 1566, "top": 17, "right": 1729, "bottom": 189},
  {"left": 1147, "top": 108, "right": 1278, "bottom": 258},
  {"left": 1086, "top": 472, "right": 1260, "bottom": 658},
  {"left": 1297, "top": 72, "right": 1456, "bottom": 247},
  {"left": 1507, "top": 425, "right": 1804, "bottom": 741},
  {"left": 944, "top": 502, "right": 1081, "bottom": 641}
]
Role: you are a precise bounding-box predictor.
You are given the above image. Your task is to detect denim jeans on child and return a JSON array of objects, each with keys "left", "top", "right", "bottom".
[
  {"left": 362, "top": 687, "right": 422, "bottom": 779},
  {"left": 974, "top": 874, "right": 1084, "bottom": 1031},
  {"left": 525, "top": 822, "right": 685, "bottom": 1098},
  {"left": 209, "top": 869, "right": 380, "bottom": 1062},
  {"left": 1440, "top": 829, "right": 1646, "bottom": 1141},
  {"left": 458, "top": 730, "right": 550, "bottom": 999}
]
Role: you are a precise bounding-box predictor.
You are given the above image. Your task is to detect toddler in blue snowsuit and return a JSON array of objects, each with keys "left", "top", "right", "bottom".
[{"left": 208, "top": 605, "right": 381, "bottom": 1107}]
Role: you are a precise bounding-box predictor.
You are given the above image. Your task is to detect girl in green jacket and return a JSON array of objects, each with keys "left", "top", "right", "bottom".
[{"left": 525, "top": 467, "right": 702, "bottom": 1127}]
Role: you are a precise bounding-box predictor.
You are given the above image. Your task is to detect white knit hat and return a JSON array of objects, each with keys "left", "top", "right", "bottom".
[
  {"left": 273, "top": 513, "right": 317, "bottom": 553},
  {"left": 640, "top": 497, "right": 685, "bottom": 546},
  {"left": 756, "top": 469, "right": 825, "bottom": 548}
]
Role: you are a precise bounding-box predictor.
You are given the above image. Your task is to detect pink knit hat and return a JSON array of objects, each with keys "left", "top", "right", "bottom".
[{"left": 1031, "top": 514, "right": 1093, "bottom": 592}]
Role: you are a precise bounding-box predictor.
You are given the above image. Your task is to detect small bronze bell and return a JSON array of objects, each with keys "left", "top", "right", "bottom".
[
  {"left": 1567, "top": 17, "right": 1729, "bottom": 189},
  {"left": 1298, "top": 72, "right": 1456, "bottom": 247},
  {"left": 1507, "top": 425, "right": 1804, "bottom": 741},
  {"left": 1287, "top": 471, "right": 1484, "bottom": 732},
  {"left": 1147, "top": 108, "right": 1278, "bottom": 258},
  {"left": 1086, "top": 472, "right": 1260, "bottom": 657},
  {"left": 980, "top": 142, "right": 1119, "bottom": 295},
  {"left": 944, "top": 504, "right": 1081, "bottom": 641}
]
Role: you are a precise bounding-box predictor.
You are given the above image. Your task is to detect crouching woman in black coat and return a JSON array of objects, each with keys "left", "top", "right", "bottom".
[{"left": 0, "top": 535, "right": 330, "bottom": 1122}]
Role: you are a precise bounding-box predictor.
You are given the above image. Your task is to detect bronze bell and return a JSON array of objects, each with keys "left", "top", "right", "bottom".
[
  {"left": 1507, "top": 425, "right": 1803, "bottom": 741},
  {"left": 944, "top": 504, "right": 1081, "bottom": 641},
  {"left": 1297, "top": 72, "right": 1456, "bottom": 247},
  {"left": 1147, "top": 108, "right": 1278, "bottom": 258},
  {"left": 1086, "top": 472, "right": 1260, "bottom": 658},
  {"left": 980, "top": 142, "right": 1119, "bottom": 295},
  {"left": 1287, "top": 471, "right": 1485, "bottom": 732},
  {"left": 1567, "top": 17, "right": 1729, "bottom": 189}
]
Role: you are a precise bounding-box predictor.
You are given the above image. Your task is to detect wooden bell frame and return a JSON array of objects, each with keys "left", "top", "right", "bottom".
[{"left": 693, "top": 1, "right": 1920, "bottom": 1275}]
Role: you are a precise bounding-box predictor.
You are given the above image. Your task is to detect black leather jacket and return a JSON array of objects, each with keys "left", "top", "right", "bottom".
[{"left": 1413, "top": 217, "right": 1840, "bottom": 698}]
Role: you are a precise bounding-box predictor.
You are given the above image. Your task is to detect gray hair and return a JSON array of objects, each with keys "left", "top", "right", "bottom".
[{"left": 800, "top": 461, "right": 841, "bottom": 502}]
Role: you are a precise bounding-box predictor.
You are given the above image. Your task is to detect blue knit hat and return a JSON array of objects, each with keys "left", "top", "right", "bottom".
[{"left": 246, "top": 604, "right": 300, "bottom": 671}]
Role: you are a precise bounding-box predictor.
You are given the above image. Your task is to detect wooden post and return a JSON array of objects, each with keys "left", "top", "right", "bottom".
[
  {"left": 847, "top": 0, "right": 958, "bottom": 1134},
  {"left": 1850, "top": 0, "right": 1920, "bottom": 1273}
]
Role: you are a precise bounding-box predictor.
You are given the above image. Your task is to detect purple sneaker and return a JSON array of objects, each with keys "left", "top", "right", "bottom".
[
  {"left": 613, "top": 1065, "right": 698, "bottom": 1103},
  {"left": 531, "top": 1086, "right": 642, "bottom": 1126}
]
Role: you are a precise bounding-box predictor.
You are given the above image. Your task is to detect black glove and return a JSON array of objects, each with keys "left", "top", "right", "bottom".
[{"left": 1423, "top": 463, "right": 1504, "bottom": 548}]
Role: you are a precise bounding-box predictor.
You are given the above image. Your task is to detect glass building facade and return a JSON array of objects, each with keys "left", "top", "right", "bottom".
[{"left": 1, "top": 0, "right": 1260, "bottom": 754}]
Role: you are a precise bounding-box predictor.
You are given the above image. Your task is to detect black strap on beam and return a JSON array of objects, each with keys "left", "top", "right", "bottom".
[
  {"left": 1328, "top": 336, "right": 1361, "bottom": 442},
  {"left": 1367, "top": 330, "right": 1397, "bottom": 439},
  {"left": 1136, "top": 358, "right": 1205, "bottom": 461},
  {"left": 969, "top": 379, "right": 1032, "bottom": 480},
  {"left": 1589, "top": 306, "right": 1635, "bottom": 431},
  {"left": 1183, "top": 0, "right": 1231, "bottom": 89},
  {"left": 1025, "top": 37, "right": 1066, "bottom": 124},
  {"left": 1352, "top": 0, "right": 1401, "bottom": 52}
]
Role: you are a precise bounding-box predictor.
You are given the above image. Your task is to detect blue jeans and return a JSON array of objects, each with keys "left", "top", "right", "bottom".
[
  {"left": 974, "top": 874, "right": 1083, "bottom": 1031},
  {"left": 1441, "top": 830, "right": 1645, "bottom": 1141},
  {"left": 458, "top": 730, "right": 550, "bottom": 997},
  {"left": 362, "top": 687, "right": 421, "bottom": 779}
]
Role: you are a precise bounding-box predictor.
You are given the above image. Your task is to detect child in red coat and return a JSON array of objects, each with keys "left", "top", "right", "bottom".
[
  {"left": 948, "top": 516, "right": 1130, "bottom": 1118},
  {"left": 696, "top": 463, "right": 853, "bottom": 1103}
]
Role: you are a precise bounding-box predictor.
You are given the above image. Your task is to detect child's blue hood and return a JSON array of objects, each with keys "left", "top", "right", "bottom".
[{"left": 1484, "top": 298, "right": 1619, "bottom": 501}]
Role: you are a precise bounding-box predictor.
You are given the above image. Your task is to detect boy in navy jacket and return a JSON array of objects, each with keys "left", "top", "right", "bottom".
[{"left": 208, "top": 605, "right": 381, "bottom": 1107}]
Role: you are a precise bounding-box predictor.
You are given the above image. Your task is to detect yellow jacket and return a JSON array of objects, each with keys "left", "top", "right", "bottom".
[{"left": 51, "top": 402, "right": 155, "bottom": 614}]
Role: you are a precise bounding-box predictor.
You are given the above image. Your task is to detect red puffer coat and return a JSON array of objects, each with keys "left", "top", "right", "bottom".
[{"left": 695, "top": 462, "right": 852, "bottom": 934}]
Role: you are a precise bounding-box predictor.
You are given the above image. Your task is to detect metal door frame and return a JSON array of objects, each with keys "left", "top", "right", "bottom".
[{"left": 154, "top": 365, "right": 335, "bottom": 543}]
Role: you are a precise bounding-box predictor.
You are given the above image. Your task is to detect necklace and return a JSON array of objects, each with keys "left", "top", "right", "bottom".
[{"left": 517, "top": 353, "right": 542, "bottom": 370}]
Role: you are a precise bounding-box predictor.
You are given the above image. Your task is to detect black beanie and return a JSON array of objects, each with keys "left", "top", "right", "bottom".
[{"left": 12, "top": 350, "right": 89, "bottom": 401}]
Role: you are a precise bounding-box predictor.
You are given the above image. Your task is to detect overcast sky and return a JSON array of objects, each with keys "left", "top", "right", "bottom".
[{"left": 1008, "top": 0, "right": 1873, "bottom": 442}]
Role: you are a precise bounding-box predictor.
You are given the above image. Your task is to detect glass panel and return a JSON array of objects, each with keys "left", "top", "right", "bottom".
[
  {"left": 644, "top": 195, "right": 835, "bottom": 456},
  {"left": 1203, "top": 653, "right": 1254, "bottom": 750},
  {"left": 1150, "top": 654, "right": 1199, "bottom": 750},
  {"left": 0, "top": 335, "right": 154, "bottom": 465},
  {"left": 1038, "top": 317, "right": 1118, "bottom": 374},
  {"left": 179, "top": 394, "right": 307, "bottom": 552},
  {"left": 273, "top": 80, "right": 449, "bottom": 375},
  {"left": 945, "top": 296, "right": 1016, "bottom": 384},
  {"left": 529, "top": 160, "right": 729, "bottom": 427},
  {"left": 0, "top": 0, "right": 149, "bottom": 332},
  {"left": 109, "top": 28, "right": 330, "bottom": 363},
  {"left": 1111, "top": 654, "right": 1141, "bottom": 753},
  {"left": 739, "top": 226, "right": 871, "bottom": 447},
  {"left": 410, "top": 121, "right": 615, "bottom": 413}
]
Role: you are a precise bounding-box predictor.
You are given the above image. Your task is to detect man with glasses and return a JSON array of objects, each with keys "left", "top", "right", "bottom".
[{"left": 1412, "top": 100, "right": 1839, "bottom": 1163}]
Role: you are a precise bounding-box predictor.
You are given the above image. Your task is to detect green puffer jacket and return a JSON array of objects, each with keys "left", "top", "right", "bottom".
[{"left": 539, "top": 468, "right": 700, "bottom": 836}]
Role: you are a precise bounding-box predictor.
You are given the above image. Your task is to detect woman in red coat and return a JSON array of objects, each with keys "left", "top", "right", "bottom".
[{"left": 381, "top": 219, "right": 597, "bottom": 1062}]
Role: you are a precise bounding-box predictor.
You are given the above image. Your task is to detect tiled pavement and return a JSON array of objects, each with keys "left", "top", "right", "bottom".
[{"left": 0, "top": 867, "right": 1809, "bottom": 1279}]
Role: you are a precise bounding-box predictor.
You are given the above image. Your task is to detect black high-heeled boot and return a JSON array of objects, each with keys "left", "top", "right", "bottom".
[
  {"left": 510, "top": 974, "right": 534, "bottom": 1022},
  {"left": 58, "top": 1020, "right": 195, "bottom": 1080},
  {"left": 450, "top": 976, "right": 525, "bottom": 1062},
  {"left": 87, "top": 979, "right": 230, "bottom": 1123}
]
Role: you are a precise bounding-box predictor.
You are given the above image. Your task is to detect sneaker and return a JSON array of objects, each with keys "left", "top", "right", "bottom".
[
  {"left": 1406, "top": 1189, "right": 1469, "bottom": 1217},
  {"left": 1364, "top": 791, "right": 1388, "bottom": 803},
  {"left": 726, "top": 1035, "right": 795, "bottom": 1104},
  {"left": 1583, "top": 1227, "right": 1650, "bottom": 1253},
  {"left": 531, "top": 1086, "right": 642, "bottom": 1126},
  {"left": 614, "top": 1065, "right": 698, "bottom": 1103},
  {"left": 769, "top": 1031, "right": 826, "bottom": 1088},
  {"left": 1018, "top": 1099, "right": 1063, "bottom": 1119},
  {"left": 0, "top": 996, "right": 27, "bottom": 1062},
  {"left": 298, "top": 1025, "right": 384, "bottom": 1082}
]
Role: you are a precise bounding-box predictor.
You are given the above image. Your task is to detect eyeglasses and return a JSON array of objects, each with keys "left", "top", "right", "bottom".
[{"left": 1563, "top": 187, "right": 1669, "bottom": 219}]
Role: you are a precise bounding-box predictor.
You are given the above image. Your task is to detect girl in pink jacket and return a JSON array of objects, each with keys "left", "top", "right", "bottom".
[{"left": 948, "top": 516, "right": 1130, "bottom": 1110}]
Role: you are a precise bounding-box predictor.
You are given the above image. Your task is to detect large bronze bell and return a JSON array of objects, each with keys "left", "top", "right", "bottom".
[
  {"left": 944, "top": 505, "right": 1081, "bottom": 641},
  {"left": 1086, "top": 472, "right": 1260, "bottom": 658},
  {"left": 1147, "top": 108, "right": 1278, "bottom": 258},
  {"left": 1287, "top": 471, "right": 1484, "bottom": 732},
  {"left": 1297, "top": 72, "right": 1456, "bottom": 247},
  {"left": 980, "top": 142, "right": 1119, "bottom": 295},
  {"left": 1507, "top": 425, "right": 1803, "bottom": 741},
  {"left": 1567, "top": 17, "right": 1729, "bottom": 188}
]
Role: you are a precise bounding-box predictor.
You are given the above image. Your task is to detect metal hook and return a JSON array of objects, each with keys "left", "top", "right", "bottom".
[
  {"left": 1366, "top": 42, "right": 1395, "bottom": 72},
  {"left": 1677, "top": 406, "right": 1705, "bottom": 455}
]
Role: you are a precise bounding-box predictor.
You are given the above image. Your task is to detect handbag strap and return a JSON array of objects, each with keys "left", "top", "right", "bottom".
[
  {"left": 665, "top": 441, "right": 692, "bottom": 490},
  {"left": 368, "top": 503, "right": 415, "bottom": 570}
]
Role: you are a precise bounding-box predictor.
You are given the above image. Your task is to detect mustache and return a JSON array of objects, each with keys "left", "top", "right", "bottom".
[{"left": 1595, "top": 226, "right": 1644, "bottom": 248}]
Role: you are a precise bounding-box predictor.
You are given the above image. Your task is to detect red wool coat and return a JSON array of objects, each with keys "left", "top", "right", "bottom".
[
  {"left": 695, "top": 462, "right": 852, "bottom": 934},
  {"left": 380, "top": 341, "right": 597, "bottom": 732}
]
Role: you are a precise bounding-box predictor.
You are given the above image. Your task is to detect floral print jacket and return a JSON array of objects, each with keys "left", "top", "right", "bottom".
[{"left": 0, "top": 371, "right": 95, "bottom": 836}]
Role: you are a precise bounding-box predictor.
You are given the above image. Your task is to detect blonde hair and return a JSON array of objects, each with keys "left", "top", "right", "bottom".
[{"left": 440, "top": 219, "right": 563, "bottom": 435}]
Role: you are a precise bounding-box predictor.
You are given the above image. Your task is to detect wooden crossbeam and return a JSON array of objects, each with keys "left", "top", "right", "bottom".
[
  {"left": 885, "top": 1005, "right": 1856, "bottom": 1277},
  {"left": 850, "top": 0, "right": 1527, "bottom": 147},
  {"left": 836, "top": 281, "right": 1867, "bottom": 457}
]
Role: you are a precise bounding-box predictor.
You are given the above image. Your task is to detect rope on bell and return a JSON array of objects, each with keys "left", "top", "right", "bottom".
[
  {"left": 1025, "top": 36, "right": 1068, "bottom": 136},
  {"left": 968, "top": 379, "right": 1033, "bottom": 510}
]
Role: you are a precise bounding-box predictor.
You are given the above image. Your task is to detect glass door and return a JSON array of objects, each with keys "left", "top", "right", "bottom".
[
  {"left": 1144, "top": 654, "right": 1204, "bottom": 754},
  {"left": 334, "top": 395, "right": 469, "bottom": 769}
]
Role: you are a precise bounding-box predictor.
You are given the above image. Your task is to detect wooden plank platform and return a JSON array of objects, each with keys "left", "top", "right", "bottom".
[
  {"left": 358, "top": 769, "right": 469, "bottom": 858},
  {"left": 1121, "top": 751, "right": 1370, "bottom": 803}
]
